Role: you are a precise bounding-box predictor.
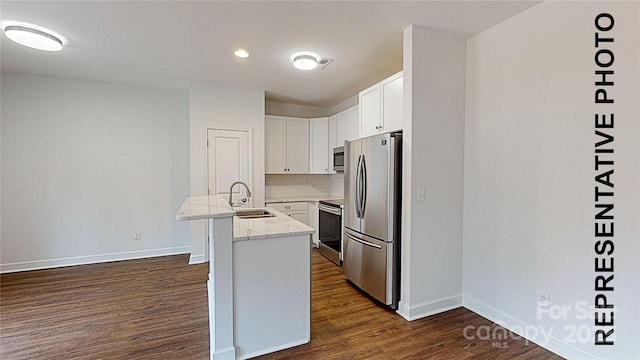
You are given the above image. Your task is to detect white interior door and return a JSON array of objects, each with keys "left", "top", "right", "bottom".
[{"left": 207, "top": 129, "right": 252, "bottom": 208}]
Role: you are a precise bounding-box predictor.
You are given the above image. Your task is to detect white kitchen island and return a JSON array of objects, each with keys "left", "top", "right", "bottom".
[{"left": 176, "top": 195, "right": 314, "bottom": 359}]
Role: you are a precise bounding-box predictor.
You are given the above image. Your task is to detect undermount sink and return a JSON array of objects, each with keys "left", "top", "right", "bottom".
[{"left": 235, "top": 209, "right": 275, "bottom": 219}]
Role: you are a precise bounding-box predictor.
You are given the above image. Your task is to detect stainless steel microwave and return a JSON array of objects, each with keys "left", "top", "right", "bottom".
[{"left": 333, "top": 146, "right": 345, "bottom": 173}]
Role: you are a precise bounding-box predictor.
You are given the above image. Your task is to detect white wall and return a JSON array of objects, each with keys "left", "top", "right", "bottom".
[
  {"left": 463, "top": 2, "right": 639, "bottom": 359},
  {"left": 265, "top": 101, "right": 329, "bottom": 118},
  {"left": 398, "top": 25, "right": 466, "bottom": 320},
  {"left": 266, "top": 95, "right": 359, "bottom": 120},
  {"left": 188, "top": 81, "right": 265, "bottom": 263},
  {"left": 0, "top": 72, "right": 190, "bottom": 272},
  {"left": 328, "top": 95, "right": 358, "bottom": 115},
  {"left": 265, "top": 174, "right": 343, "bottom": 200}
]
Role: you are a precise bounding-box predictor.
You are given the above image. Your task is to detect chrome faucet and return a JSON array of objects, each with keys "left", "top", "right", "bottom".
[{"left": 228, "top": 181, "right": 252, "bottom": 206}]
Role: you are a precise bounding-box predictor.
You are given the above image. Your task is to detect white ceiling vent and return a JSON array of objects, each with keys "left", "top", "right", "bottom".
[{"left": 317, "top": 58, "right": 333, "bottom": 70}]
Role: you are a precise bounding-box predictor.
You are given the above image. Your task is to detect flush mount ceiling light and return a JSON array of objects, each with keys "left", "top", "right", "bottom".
[
  {"left": 291, "top": 51, "right": 333, "bottom": 71},
  {"left": 291, "top": 51, "right": 320, "bottom": 70},
  {"left": 4, "top": 24, "right": 63, "bottom": 51},
  {"left": 234, "top": 49, "right": 249, "bottom": 58}
]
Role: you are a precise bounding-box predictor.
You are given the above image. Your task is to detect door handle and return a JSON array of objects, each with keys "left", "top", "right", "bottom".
[
  {"left": 360, "top": 155, "right": 367, "bottom": 218},
  {"left": 345, "top": 232, "right": 382, "bottom": 249},
  {"left": 355, "top": 155, "right": 362, "bottom": 218}
]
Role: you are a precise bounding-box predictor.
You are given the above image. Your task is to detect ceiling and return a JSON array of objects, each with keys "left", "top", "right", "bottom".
[{"left": 0, "top": 1, "right": 540, "bottom": 108}]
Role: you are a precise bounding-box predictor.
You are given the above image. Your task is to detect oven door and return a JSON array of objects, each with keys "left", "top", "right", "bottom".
[{"left": 318, "top": 204, "right": 343, "bottom": 265}]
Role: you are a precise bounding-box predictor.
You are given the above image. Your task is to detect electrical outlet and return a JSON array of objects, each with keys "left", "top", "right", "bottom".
[
  {"left": 537, "top": 290, "right": 550, "bottom": 309},
  {"left": 134, "top": 231, "right": 142, "bottom": 240}
]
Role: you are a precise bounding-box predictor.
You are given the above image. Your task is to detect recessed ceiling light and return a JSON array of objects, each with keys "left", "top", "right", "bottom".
[
  {"left": 234, "top": 49, "right": 249, "bottom": 58},
  {"left": 3, "top": 24, "right": 63, "bottom": 51},
  {"left": 291, "top": 51, "right": 320, "bottom": 71}
]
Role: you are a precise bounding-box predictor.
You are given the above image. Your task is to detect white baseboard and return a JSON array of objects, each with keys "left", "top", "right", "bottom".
[
  {"left": 212, "top": 347, "right": 236, "bottom": 360},
  {"left": 462, "top": 295, "right": 600, "bottom": 360},
  {"left": 238, "top": 338, "right": 309, "bottom": 360},
  {"left": 0, "top": 246, "right": 191, "bottom": 273},
  {"left": 189, "top": 253, "right": 206, "bottom": 264},
  {"left": 396, "top": 294, "right": 462, "bottom": 321}
]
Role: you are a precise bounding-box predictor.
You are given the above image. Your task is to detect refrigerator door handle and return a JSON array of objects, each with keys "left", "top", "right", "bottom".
[
  {"left": 360, "top": 154, "right": 367, "bottom": 218},
  {"left": 345, "top": 231, "right": 382, "bottom": 249},
  {"left": 357, "top": 154, "right": 364, "bottom": 219},
  {"left": 355, "top": 154, "right": 362, "bottom": 218}
]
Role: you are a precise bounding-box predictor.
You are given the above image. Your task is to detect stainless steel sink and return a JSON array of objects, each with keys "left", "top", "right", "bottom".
[{"left": 235, "top": 209, "right": 275, "bottom": 219}]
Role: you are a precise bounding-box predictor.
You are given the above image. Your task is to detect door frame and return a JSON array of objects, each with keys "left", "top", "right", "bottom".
[{"left": 205, "top": 127, "right": 253, "bottom": 261}]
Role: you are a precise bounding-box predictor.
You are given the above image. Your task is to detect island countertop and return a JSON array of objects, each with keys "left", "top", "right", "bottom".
[
  {"left": 233, "top": 208, "right": 314, "bottom": 241},
  {"left": 175, "top": 195, "right": 235, "bottom": 220},
  {"left": 176, "top": 195, "right": 314, "bottom": 241}
]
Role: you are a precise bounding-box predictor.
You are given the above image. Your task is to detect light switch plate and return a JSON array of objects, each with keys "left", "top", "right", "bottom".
[{"left": 537, "top": 290, "right": 550, "bottom": 309}]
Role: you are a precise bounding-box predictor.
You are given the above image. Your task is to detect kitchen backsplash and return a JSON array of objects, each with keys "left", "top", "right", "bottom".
[{"left": 266, "top": 174, "right": 344, "bottom": 200}]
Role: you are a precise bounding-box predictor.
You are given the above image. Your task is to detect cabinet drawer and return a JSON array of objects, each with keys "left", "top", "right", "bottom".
[{"left": 269, "top": 201, "right": 308, "bottom": 212}]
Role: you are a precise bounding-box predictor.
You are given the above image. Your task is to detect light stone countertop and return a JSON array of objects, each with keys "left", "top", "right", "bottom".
[
  {"left": 265, "top": 197, "right": 343, "bottom": 203},
  {"left": 175, "top": 195, "right": 235, "bottom": 220},
  {"left": 176, "top": 195, "right": 314, "bottom": 241},
  {"left": 233, "top": 208, "right": 314, "bottom": 241}
]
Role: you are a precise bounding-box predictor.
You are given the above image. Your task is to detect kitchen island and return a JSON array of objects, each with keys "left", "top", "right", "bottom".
[{"left": 176, "top": 195, "right": 314, "bottom": 359}]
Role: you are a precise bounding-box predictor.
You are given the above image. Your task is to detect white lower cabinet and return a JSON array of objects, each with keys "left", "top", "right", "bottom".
[
  {"left": 233, "top": 234, "right": 311, "bottom": 359},
  {"left": 307, "top": 202, "right": 319, "bottom": 247},
  {"left": 268, "top": 202, "right": 309, "bottom": 226}
]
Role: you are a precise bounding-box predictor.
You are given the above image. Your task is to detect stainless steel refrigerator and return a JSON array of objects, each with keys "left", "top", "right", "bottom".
[{"left": 344, "top": 132, "right": 401, "bottom": 309}]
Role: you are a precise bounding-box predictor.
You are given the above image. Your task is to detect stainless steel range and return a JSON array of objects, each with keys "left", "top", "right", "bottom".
[{"left": 318, "top": 199, "right": 343, "bottom": 266}]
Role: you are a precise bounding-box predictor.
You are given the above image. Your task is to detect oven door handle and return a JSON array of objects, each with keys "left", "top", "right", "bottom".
[
  {"left": 345, "top": 232, "right": 381, "bottom": 249},
  {"left": 318, "top": 203, "right": 342, "bottom": 216}
]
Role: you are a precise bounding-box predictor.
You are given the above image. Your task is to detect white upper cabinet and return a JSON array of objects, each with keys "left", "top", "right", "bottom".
[
  {"left": 328, "top": 115, "right": 338, "bottom": 174},
  {"left": 265, "top": 116, "right": 287, "bottom": 173},
  {"left": 359, "top": 71, "right": 403, "bottom": 137},
  {"left": 328, "top": 115, "right": 338, "bottom": 148},
  {"left": 265, "top": 106, "right": 358, "bottom": 175},
  {"left": 359, "top": 84, "right": 381, "bottom": 137},
  {"left": 265, "top": 116, "right": 309, "bottom": 174},
  {"left": 326, "top": 106, "right": 359, "bottom": 174},
  {"left": 285, "top": 117, "right": 310, "bottom": 173},
  {"left": 309, "top": 117, "right": 329, "bottom": 174},
  {"left": 336, "top": 106, "right": 359, "bottom": 146},
  {"left": 381, "top": 72, "right": 403, "bottom": 132}
]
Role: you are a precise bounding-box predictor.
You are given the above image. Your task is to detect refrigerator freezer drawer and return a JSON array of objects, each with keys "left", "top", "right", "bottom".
[{"left": 343, "top": 228, "right": 395, "bottom": 306}]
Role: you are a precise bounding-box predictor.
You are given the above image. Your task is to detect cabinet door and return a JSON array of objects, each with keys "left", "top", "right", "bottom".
[
  {"left": 265, "top": 116, "right": 287, "bottom": 174},
  {"left": 381, "top": 72, "right": 403, "bottom": 132},
  {"left": 286, "top": 117, "right": 310, "bottom": 173},
  {"left": 309, "top": 117, "right": 329, "bottom": 174},
  {"left": 328, "top": 115, "right": 337, "bottom": 174},
  {"left": 359, "top": 84, "right": 381, "bottom": 137},
  {"left": 289, "top": 210, "right": 309, "bottom": 225},
  {"left": 307, "top": 202, "right": 319, "bottom": 247},
  {"left": 337, "top": 106, "right": 359, "bottom": 144},
  {"left": 328, "top": 115, "right": 338, "bottom": 149}
]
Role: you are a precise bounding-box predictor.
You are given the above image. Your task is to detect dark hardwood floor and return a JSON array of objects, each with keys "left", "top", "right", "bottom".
[
  {"left": 1, "top": 251, "right": 563, "bottom": 359},
  {"left": 0, "top": 255, "right": 210, "bottom": 359}
]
